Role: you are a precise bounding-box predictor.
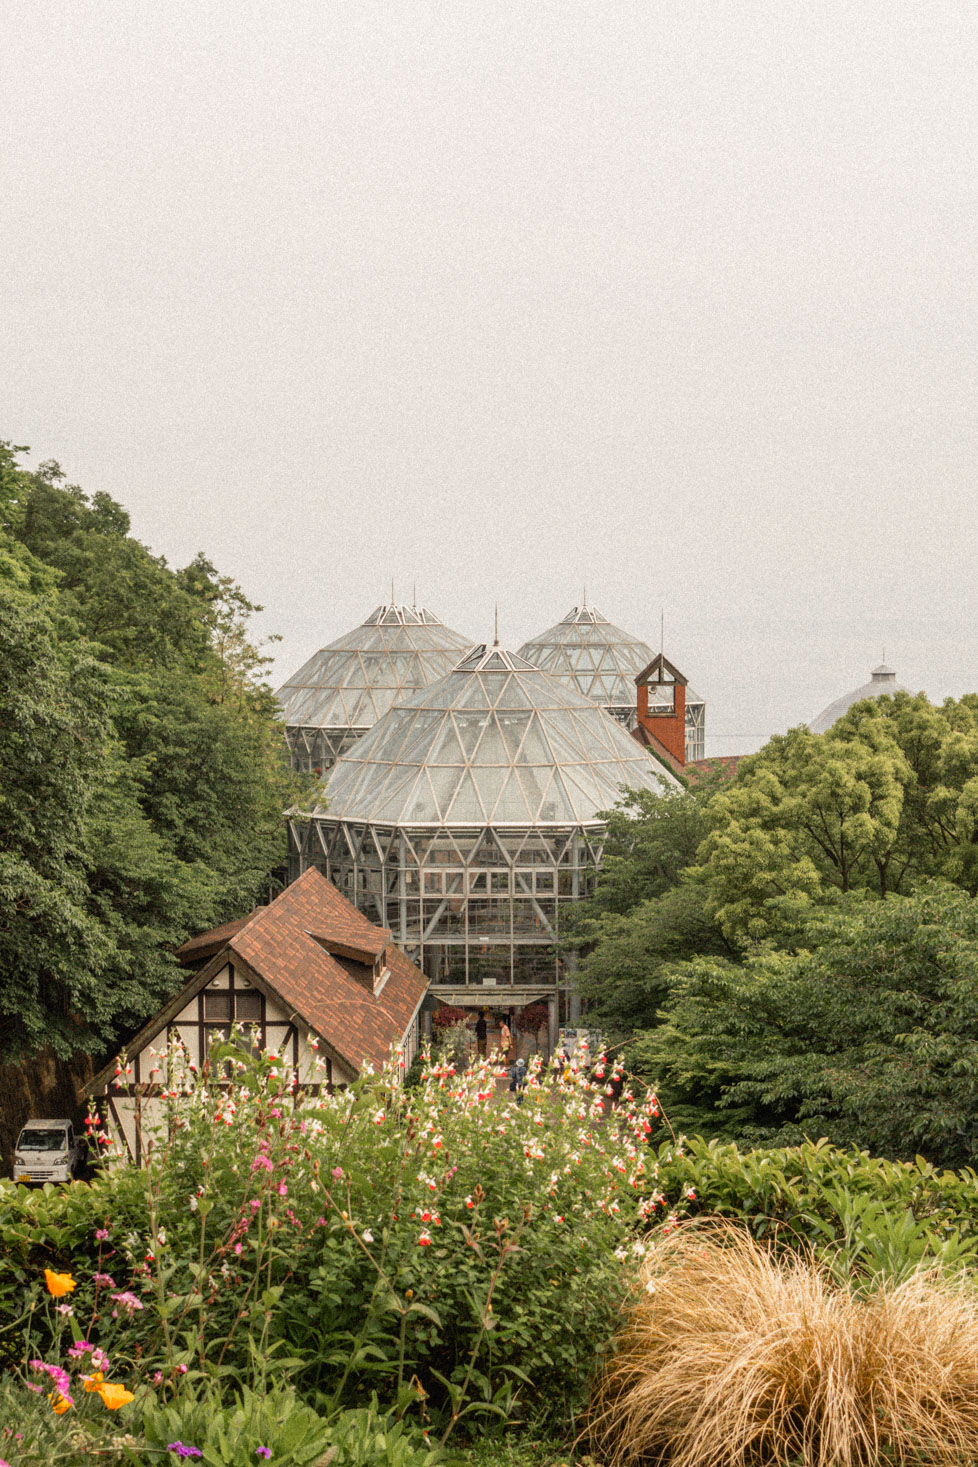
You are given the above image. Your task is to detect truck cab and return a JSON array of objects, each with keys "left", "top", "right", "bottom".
[{"left": 12, "top": 1119, "right": 85, "bottom": 1185}]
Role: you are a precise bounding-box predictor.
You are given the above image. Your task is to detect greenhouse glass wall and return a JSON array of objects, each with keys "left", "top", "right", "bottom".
[
  {"left": 517, "top": 605, "right": 707, "bottom": 761},
  {"left": 288, "top": 644, "right": 679, "bottom": 995},
  {"left": 276, "top": 603, "right": 472, "bottom": 773}
]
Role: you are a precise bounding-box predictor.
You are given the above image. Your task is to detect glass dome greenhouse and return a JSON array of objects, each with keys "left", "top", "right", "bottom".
[
  {"left": 288, "top": 643, "right": 679, "bottom": 993},
  {"left": 517, "top": 605, "right": 706, "bottom": 760},
  {"left": 276, "top": 602, "right": 472, "bottom": 772}
]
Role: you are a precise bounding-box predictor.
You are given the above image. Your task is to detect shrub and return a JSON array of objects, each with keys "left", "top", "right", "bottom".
[
  {"left": 591, "top": 1222, "right": 978, "bottom": 1467},
  {"left": 1, "top": 1039, "right": 657, "bottom": 1436},
  {"left": 650, "top": 1135, "right": 978, "bottom": 1281}
]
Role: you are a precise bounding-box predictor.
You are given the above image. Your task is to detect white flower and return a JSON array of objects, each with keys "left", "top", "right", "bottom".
[{"left": 362, "top": 1228, "right": 374, "bottom": 1243}]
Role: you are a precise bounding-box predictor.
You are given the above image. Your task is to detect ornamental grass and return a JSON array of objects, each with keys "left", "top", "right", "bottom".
[{"left": 590, "top": 1222, "right": 978, "bottom": 1467}]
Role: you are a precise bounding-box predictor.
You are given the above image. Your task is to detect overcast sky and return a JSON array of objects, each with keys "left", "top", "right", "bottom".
[{"left": 4, "top": 2, "right": 977, "bottom": 754}]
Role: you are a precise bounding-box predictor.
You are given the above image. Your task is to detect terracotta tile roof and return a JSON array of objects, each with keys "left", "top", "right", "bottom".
[
  {"left": 88, "top": 870, "right": 427, "bottom": 1093},
  {"left": 223, "top": 869, "right": 427, "bottom": 1074},
  {"left": 176, "top": 916, "right": 251, "bottom": 965},
  {"left": 684, "top": 755, "right": 743, "bottom": 785}
]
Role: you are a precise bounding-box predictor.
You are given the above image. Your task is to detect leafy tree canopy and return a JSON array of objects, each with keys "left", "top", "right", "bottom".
[
  {"left": 0, "top": 441, "right": 311, "bottom": 1062},
  {"left": 632, "top": 883, "right": 978, "bottom": 1170},
  {"left": 566, "top": 784, "right": 730, "bottom": 1034},
  {"left": 694, "top": 694, "right": 978, "bottom": 943}
]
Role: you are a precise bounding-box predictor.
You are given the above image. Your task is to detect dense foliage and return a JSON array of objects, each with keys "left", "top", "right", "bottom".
[
  {"left": 572, "top": 693, "right": 978, "bottom": 1167},
  {"left": 6, "top": 1052, "right": 978, "bottom": 1464},
  {"left": 566, "top": 785, "right": 730, "bottom": 1033},
  {"left": 636, "top": 884, "right": 978, "bottom": 1167},
  {"left": 0, "top": 441, "right": 309, "bottom": 1061},
  {"left": 0, "top": 1044, "right": 664, "bottom": 1461},
  {"left": 695, "top": 693, "right": 978, "bottom": 942}
]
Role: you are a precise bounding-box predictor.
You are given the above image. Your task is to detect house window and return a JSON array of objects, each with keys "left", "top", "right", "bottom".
[
  {"left": 235, "top": 990, "right": 262, "bottom": 1022},
  {"left": 203, "top": 991, "right": 232, "bottom": 1022}
]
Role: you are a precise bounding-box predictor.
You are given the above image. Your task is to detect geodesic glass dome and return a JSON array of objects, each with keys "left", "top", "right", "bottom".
[
  {"left": 517, "top": 605, "right": 706, "bottom": 760},
  {"left": 288, "top": 644, "right": 679, "bottom": 993},
  {"left": 276, "top": 603, "right": 472, "bottom": 772}
]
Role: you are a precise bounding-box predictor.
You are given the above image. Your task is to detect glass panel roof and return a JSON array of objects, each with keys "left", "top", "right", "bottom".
[
  {"left": 311, "top": 643, "right": 679, "bottom": 827},
  {"left": 518, "top": 605, "right": 704, "bottom": 714},
  {"left": 277, "top": 603, "right": 472, "bottom": 730}
]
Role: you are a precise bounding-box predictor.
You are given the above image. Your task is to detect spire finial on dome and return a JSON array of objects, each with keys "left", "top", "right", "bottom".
[{"left": 493, "top": 604, "right": 500, "bottom": 647}]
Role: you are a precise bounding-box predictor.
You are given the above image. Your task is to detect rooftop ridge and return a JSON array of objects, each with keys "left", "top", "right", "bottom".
[
  {"left": 451, "top": 643, "right": 539, "bottom": 674},
  {"left": 362, "top": 603, "right": 444, "bottom": 627}
]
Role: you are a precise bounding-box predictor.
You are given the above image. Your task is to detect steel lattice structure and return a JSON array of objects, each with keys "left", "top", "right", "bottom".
[{"left": 288, "top": 644, "right": 679, "bottom": 995}]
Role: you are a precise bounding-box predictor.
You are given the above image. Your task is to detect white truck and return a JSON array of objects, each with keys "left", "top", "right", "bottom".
[{"left": 12, "top": 1119, "right": 87, "bottom": 1185}]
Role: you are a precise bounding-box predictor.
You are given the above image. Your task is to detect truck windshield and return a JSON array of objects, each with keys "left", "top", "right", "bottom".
[{"left": 17, "top": 1129, "right": 67, "bottom": 1152}]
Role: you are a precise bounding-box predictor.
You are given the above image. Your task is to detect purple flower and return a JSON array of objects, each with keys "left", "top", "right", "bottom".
[
  {"left": 166, "top": 1444, "right": 203, "bottom": 1459},
  {"left": 256, "top": 1450, "right": 272, "bottom": 1460}
]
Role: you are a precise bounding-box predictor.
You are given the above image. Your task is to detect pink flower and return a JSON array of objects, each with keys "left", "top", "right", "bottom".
[
  {"left": 234, "top": 1243, "right": 243, "bottom": 1255},
  {"left": 331, "top": 1166, "right": 344, "bottom": 1180},
  {"left": 94, "top": 1228, "right": 110, "bottom": 1241},
  {"left": 110, "top": 1291, "right": 144, "bottom": 1315},
  {"left": 276, "top": 1182, "right": 287, "bottom": 1197},
  {"left": 29, "top": 1361, "right": 71, "bottom": 1397},
  {"left": 251, "top": 1155, "right": 274, "bottom": 1173}
]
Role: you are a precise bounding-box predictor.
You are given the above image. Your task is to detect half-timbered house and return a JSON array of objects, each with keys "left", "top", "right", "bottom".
[{"left": 82, "top": 867, "right": 428, "bottom": 1162}]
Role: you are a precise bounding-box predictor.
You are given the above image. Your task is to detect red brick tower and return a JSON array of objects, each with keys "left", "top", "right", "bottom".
[{"left": 635, "top": 654, "right": 687, "bottom": 768}]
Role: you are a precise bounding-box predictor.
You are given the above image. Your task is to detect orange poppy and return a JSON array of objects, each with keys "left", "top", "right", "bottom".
[
  {"left": 97, "top": 1382, "right": 135, "bottom": 1411},
  {"left": 43, "top": 1269, "right": 76, "bottom": 1298}
]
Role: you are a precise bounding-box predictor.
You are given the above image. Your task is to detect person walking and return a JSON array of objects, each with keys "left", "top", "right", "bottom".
[
  {"left": 475, "top": 1011, "right": 488, "bottom": 1059},
  {"left": 509, "top": 1056, "right": 527, "bottom": 1105},
  {"left": 499, "top": 1016, "right": 513, "bottom": 1062}
]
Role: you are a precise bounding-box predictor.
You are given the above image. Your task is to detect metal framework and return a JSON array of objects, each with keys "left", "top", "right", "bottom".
[
  {"left": 517, "top": 605, "right": 707, "bottom": 761},
  {"left": 277, "top": 603, "right": 472, "bottom": 773},
  {"left": 288, "top": 644, "right": 678, "bottom": 990}
]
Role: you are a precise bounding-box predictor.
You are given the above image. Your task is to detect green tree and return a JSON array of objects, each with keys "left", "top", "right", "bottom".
[
  {"left": 634, "top": 883, "right": 978, "bottom": 1169},
  {"left": 566, "top": 785, "right": 728, "bottom": 1033},
  {"left": 0, "top": 582, "right": 113, "bottom": 1055},
  {"left": 0, "top": 442, "right": 311, "bottom": 1061},
  {"left": 694, "top": 696, "right": 978, "bottom": 943}
]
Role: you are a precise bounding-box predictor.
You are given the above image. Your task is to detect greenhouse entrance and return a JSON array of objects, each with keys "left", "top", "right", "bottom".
[{"left": 424, "top": 999, "right": 560, "bottom": 1063}]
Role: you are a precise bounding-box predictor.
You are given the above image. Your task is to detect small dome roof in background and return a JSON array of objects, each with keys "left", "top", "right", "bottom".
[{"left": 809, "top": 662, "right": 908, "bottom": 735}]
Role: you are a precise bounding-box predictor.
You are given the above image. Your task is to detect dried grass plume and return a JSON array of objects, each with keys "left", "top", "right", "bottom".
[{"left": 590, "top": 1222, "right": 978, "bottom": 1467}]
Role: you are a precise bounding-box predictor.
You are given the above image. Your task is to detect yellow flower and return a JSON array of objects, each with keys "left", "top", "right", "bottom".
[
  {"left": 44, "top": 1269, "right": 76, "bottom": 1298},
  {"left": 50, "top": 1392, "right": 72, "bottom": 1415},
  {"left": 83, "top": 1371, "right": 105, "bottom": 1393},
  {"left": 97, "top": 1382, "right": 135, "bottom": 1411}
]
